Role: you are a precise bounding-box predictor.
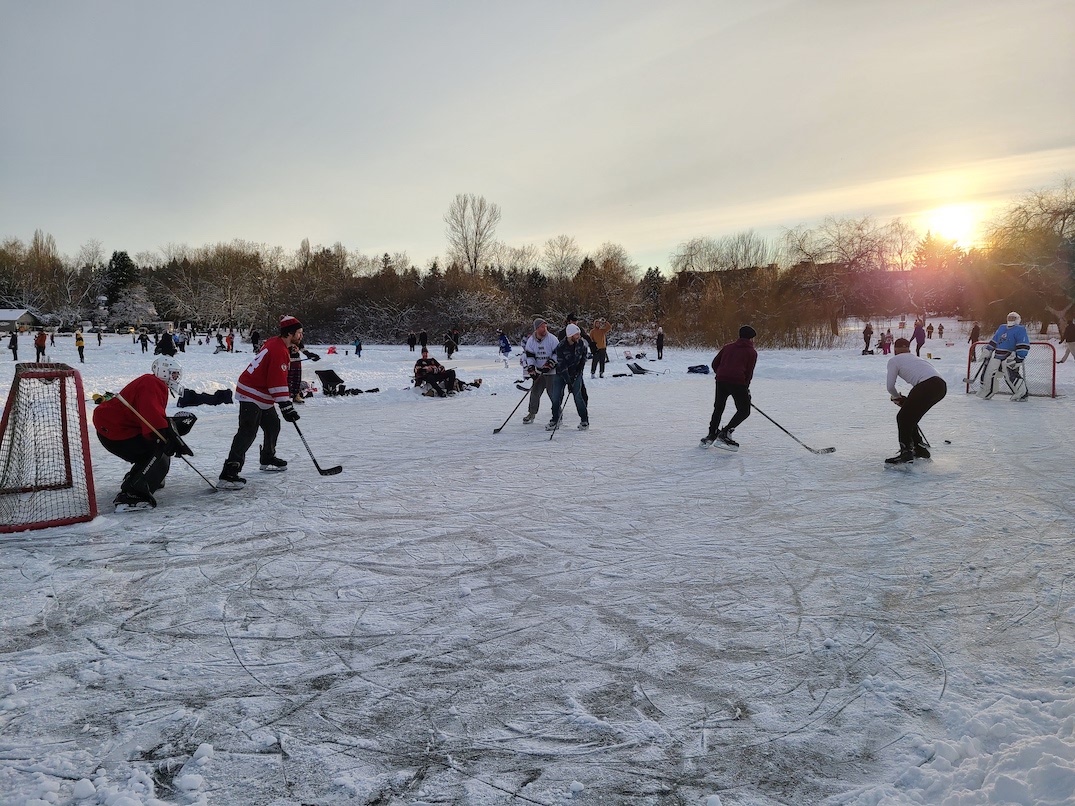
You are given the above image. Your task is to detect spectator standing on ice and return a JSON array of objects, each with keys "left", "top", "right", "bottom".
[
  {"left": 589, "top": 317, "right": 613, "bottom": 377},
  {"left": 882, "top": 329, "right": 894, "bottom": 355},
  {"left": 977, "top": 311, "right": 1031, "bottom": 401},
  {"left": 1056, "top": 319, "right": 1075, "bottom": 364},
  {"left": 7, "top": 330, "right": 17, "bottom": 360},
  {"left": 226, "top": 330, "right": 235, "bottom": 352},
  {"left": 419, "top": 329, "right": 428, "bottom": 350},
  {"left": 937, "top": 323, "right": 944, "bottom": 339},
  {"left": 522, "top": 318, "right": 559, "bottom": 424},
  {"left": 250, "top": 328, "right": 261, "bottom": 353},
  {"left": 885, "top": 337, "right": 947, "bottom": 464},
  {"left": 926, "top": 323, "right": 934, "bottom": 339},
  {"left": 912, "top": 320, "right": 926, "bottom": 356},
  {"left": 353, "top": 336, "right": 362, "bottom": 357},
  {"left": 863, "top": 322, "right": 874, "bottom": 352},
  {"left": 656, "top": 326, "right": 665, "bottom": 360},
  {"left": 548, "top": 323, "right": 590, "bottom": 430},
  {"left": 92, "top": 356, "right": 192, "bottom": 511},
  {"left": 218, "top": 315, "right": 304, "bottom": 489},
  {"left": 75, "top": 330, "right": 85, "bottom": 363},
  {"left": 700, "top": 326, "right": 758, "bottom": 451},
  {"left": 34, "top": 329, "right": 47, "bottom": 361},
  {"left": 96, "top": 330, "right": 102, "bottom": 346},
  {"left": 139, "top": 331, "right": 150, "bottom": 353},
  {"left": 407, "top": 331, "right": 417, "bottom": 351},
  {"left": 50, "top": 331, "right": 56, "bottom": 347},
  {"left": 968, "top": 322, "right": 981, "bottom": 361},
  {"left": 175, "top": 330, "right": 186, "bottom": 352}
]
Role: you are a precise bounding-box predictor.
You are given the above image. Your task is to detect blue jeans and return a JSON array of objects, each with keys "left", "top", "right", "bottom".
[{"left": 551, "top": 374, "right": 588, "bottom": 423}]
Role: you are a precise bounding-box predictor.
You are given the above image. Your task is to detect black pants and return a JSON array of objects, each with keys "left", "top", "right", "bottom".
[
  {"left": 98, "top": 433, "right": 171, "bottom": 498},
  {"left": 36, "top": 348, "right": 45, "bottom": 361},
  {"left": 657, "top": 343, "right": 663, "bottom": 359},
  {"left": 421, "top": 369, "right": 457, "bottom": 396},
  {"left": 225, "top": 402, "right": 281, "bottom": 470},
  {"left": 708, "top": 381, "right": 751, "bottom": 436},
  {"left": 590, "top": 348, "right": 608, "bottom": 376},
  {"left": 77, "top": 346, "right": 84, "bottom": 363},
  {"left": 897, "top": 376, "right": 947, "bottom": 447}
]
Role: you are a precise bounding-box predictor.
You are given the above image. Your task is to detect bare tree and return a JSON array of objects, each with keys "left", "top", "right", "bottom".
[
  {"left": 444, "top": 193, "right": 501, "bottom": 273},
  {"left": 543, "top": 234, "right": 581, "bottom": 280}
]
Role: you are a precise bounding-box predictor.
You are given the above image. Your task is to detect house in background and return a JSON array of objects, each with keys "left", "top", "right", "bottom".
[{"left": 0, "top": 309, "right": 44, "bottom": 331}]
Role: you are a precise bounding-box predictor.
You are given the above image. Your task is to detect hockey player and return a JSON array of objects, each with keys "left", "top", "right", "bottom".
[
  {"left": 885, "top": 337, "right": 947, "bottom": 464},
  {"left": 218, "top": 315, "right": 303, "bottom": 489},
  {"left": 977, "top": 311, "right": 1030, "bottom": 401},
  {"left": 547, "top": 323, "right": 589, "bottom": 430},
  {"left": 521, "top": 318, "right": 559, "bottom": 424},
  {"left": 700, "top": 325, "right": 758, "bottom": 451},
  {"left": 497, "top": 330, "right": 512, "bottom": 367},
  {"left": 93, "top": 356, "right": 194, "bottom": 511}
]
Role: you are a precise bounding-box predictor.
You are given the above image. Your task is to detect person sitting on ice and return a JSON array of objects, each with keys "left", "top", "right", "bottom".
[
  {"left": 92, "top": 356, "right": 195, "bottom": 511},
  {"left": 413, "top": 347, "right": 481, "bottom": 396},
  {"left": 977, "top": 311, "right": 1030, "bottom": 401},
  {"left": 885, "top": 338, "right": 947, "bottom": 464}
]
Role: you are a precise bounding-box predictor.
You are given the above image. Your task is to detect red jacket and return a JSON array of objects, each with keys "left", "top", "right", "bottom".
[
  {"left": 712, "top": 338, "right": 757, "bottom": 386},
  {"left": 93, "top": 374, "right": 169, "bottom": 440},
  {"left": 235, "top": 336, "right": 291, "bottom": 408}
]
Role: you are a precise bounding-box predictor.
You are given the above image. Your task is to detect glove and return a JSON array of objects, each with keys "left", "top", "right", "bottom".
[
  {"left": 168, "top": 411, "right": 197, "bottom": 436},
  {"left": 280, "top": 401, "right": 300, "bottom": 423},
  {"left": 304, "top": 350, "right": 321, "bottom": 362},
  {"left": 526, "top": 365, "right": 539, "bottom": 379},
  {"left": 162, "top": 427, "right": 194, "bottom": 457},
  {"left": 541, "top": 360, "right": 555, "bottom": 372},
  {"left": 1015, "top": 355, "right": 1024, "bottom": 363}
]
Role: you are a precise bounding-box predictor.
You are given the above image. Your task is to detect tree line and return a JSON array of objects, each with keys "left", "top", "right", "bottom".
[{"left": 1, "top": 181, "right": 1072, "bottom": 347}]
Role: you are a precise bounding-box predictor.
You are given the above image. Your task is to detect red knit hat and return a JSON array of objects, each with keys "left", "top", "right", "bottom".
[{"left": 279, "top": 315, "right": 302, "bottom": 335}]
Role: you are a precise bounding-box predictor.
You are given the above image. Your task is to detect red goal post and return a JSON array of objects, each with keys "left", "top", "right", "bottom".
[
  {"left": 965, "top": 342, "right": 1057, "bottom": 397},
  {"left": 0, "top": 363, "right": 97, "bottom": 533}
]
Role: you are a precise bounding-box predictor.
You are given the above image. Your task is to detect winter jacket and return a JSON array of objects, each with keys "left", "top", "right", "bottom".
[
  {"left": 912, "top": 324, "right": 926, "bottom": 344},
  {"left": 554, "top": 337, "right": 589, "bottom": 380},
  {"left": 523, "top": 332, "right": 559, "bottom": 375},
  {"left": 236, "top": 336, "right": 292, "bottom": 408},
  {"left": 589, "top": 322, "right": 612, "bottom": 350},
  {"left": 93, "top": 374, "right": 169, "bottom": 441},
  {"left": 711, "top": 338, "right": 757, "bottom": 386}
]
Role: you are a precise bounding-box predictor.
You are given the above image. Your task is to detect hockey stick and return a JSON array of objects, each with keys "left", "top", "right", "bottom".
[
  {"left": 493, "top": 386, "right": 531, "bottom": 434},
  {"left": 291, "top": 421, "right": 343, "bottom": 475},
  {"left": 113, "top": 393, "right": 218, "bottom": 491},
  {"left": 962, "top": 355, "right": 989, "bottom": 386},
  {"left": 750, "top": 403, "right": 835, "bottom": 454}
]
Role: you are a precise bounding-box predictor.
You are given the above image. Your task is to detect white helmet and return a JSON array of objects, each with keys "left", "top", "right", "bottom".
[
  {"left": 151, "top": 356, "right": 183, "bottom": 394},
  {"left": 1006, "top": 311, "right": 1021, "bottom": 325}
]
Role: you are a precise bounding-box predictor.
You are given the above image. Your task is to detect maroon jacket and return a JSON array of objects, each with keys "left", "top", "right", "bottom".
[{"left": 712, "top": 338, "right": 757, "bottom": 386}]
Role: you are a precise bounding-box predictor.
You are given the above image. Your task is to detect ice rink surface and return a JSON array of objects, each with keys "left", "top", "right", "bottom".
[{"left": 2, "top": 325, "right": 1074, "bottom": 805}]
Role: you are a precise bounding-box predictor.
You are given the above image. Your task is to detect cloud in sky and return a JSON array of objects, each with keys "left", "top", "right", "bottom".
[{"left": 1, "top": 0, "right": 1072, "bottom": 270}]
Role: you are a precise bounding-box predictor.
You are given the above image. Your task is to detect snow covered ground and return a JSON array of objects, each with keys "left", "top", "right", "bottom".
[{"left": 2, "top": 322, "right": 1075, "bottom": 805}]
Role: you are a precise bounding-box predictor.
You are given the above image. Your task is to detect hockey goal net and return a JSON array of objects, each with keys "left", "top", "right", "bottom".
[
  {"left": 965, "top": 342, "right": 1057, "bottom": 397},
  {"left": 0, "top": 363, "right": 97, "bottom": 533}
]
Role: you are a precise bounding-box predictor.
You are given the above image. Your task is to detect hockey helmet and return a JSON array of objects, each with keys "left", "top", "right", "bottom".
[
  {"left": 151, "top": 356, "right": 183, "bottom": 394},
  {"left": 1007, "top": 311, "right": 1021, "bottom": 325}
]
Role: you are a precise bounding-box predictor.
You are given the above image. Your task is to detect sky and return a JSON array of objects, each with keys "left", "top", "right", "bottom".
[{"left": 1, "top": 0, "right": 1073, "bottom": 271}]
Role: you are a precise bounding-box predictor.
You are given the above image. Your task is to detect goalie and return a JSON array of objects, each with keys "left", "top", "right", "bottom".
[
  {"left": 976, "top": 311, "right": 1030, "bottom": 401},
  {"left": 92, "top": 357, "right": 196, "bottom": 512}
]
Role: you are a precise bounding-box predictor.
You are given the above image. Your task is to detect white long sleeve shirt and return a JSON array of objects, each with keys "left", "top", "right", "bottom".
[{"left": 886, "top": 352, "right": 940, "bottom": 398}]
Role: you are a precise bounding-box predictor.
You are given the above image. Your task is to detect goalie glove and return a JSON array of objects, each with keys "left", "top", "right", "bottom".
[
  {"left": 279, "top": 401, "right": 300, "bottom": 422},
  {"left": 168, "top": 411, "right": 197, "bottom": 436}
]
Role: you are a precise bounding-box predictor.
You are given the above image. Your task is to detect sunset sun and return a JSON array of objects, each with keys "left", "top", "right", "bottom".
[{"left": 926, "top": 204, "right": 979, "bottom": 247}]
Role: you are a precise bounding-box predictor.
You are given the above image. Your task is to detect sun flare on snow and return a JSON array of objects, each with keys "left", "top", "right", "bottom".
[{"left": 926, "top": 204, "right": 979, "bottom": 248}]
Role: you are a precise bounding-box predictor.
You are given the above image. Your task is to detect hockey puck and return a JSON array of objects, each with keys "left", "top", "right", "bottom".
[{"left": 944, "top": 439, "right": 951, "bottom": 444}]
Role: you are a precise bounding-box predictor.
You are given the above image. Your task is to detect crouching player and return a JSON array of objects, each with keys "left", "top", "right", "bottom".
[
  {"left": 977, "top": 311, "right": 1030, "bottom": 401},
  {"left": 92, "top": 356, "right": 195, "bottom": 511}
]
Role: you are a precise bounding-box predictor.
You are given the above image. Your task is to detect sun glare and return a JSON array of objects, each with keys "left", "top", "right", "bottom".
[{"left": 926, "top": 204, "right": 978, "bottom": 247}]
